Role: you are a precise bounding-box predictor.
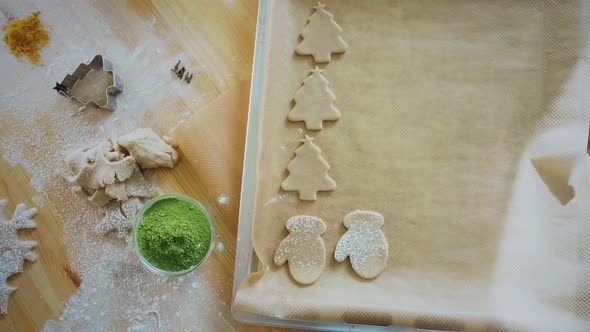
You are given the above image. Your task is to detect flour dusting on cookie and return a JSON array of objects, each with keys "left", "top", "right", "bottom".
[
  {"left": 335, "top": 210, "right": 388, "bottom": 279},
  {"left": 274, "top": 215, "right": 327, "bottom": 284}
]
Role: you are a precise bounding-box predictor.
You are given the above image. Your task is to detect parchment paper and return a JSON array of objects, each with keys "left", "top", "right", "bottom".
[{"left": 234, "top": 0, "right": 590, "bottom": 331}]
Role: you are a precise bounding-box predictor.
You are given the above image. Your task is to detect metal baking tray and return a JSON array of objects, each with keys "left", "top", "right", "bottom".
[{"left": 230, "top": 1, "right": 410, "bottom": 330}]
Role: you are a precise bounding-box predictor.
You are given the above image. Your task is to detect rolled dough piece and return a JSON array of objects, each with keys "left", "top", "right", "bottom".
[
  {"left": 117, "top": 128, "right": 178, "bottom": 169},
  {"left": 281, "top": 135, "right": 336, "bottom": 201},
  {"left": 63, "top": 140, "right": 130, "bottom": 184},
  {"left": 65, "top": 151, "right": 135, "bottom": 190},
  {"left": 87, "top": 188, "right": 113, "bottom": 207},
  {"left": 295, "top": 2, "right": 348, "bottom": 63},
  {"left": 105, "top": 182, "right": 127, "bottom": 202},
  {"left": 288, "top": 66, "right": 340, "bottom": 130},
  {"left": 335, "top": 210, "right": 388, "bottom": 279},
  {"left": 124, "top": 165, "right": 159, "bottom": 198},
  {"left": 274, "top": 215, "right": 327, "bottom": 284}
]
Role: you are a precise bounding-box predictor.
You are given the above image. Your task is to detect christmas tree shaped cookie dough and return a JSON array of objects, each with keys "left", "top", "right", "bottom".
[
  {"left": 274, "top": 215, "right": 327, "bottom": 284},
  {"left": 281, "top": 135, "right": 336, "bottom": 201},
  {"left": 288, "top": 66, "right": 340, "bottom": 130},
  {"left": 296, "top": 2, "right": 348, "bottom": 63},
  {"left": 0, "top": 199, "right": 38, "bottom": 314},
  {"left": 335, "top": 211, "right": 388, "bottom": 279}
]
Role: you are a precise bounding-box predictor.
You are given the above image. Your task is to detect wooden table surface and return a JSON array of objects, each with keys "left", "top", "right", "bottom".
[{"left": 0, "top": 0, "right": 307, "bottom": 331}]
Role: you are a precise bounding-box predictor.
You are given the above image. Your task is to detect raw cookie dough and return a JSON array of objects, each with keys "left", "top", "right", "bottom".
[
  {"left": 105, "top": 182, "right": 127, "bottom": 202},
  {"left": 71, "top": 153, "right": 135, "bottom": 190},
  {"left": 124, "top": 165, "right": 159, "bottom": 198},
  {"left": 0, "top": 200, "right": 37, "bottom": 314},
  {"left": 118, "top": 128, "right": 178, "bottom": 169},
  {"left": 335, "top": 210, "right": 388, "bottom": 279},
  {"left": 274, "top": 215, "right": 327, "bottom": 284},
  {"left": 64, "top": 140, "right": 135, "bottom": 190},
  {"left": 61, "top": 129, "right": 175, "bottom": 238},
  {"left": 295, "top": 2, "right": 348, "bottom": 63},
  {"left": 95, "top": 198, "right": 143, "bottom": 238},
  {"left": 87, "top": 188, "right": 112, "bottom": 207},
  {"left": 288, "top": 66, "right": 340, "bottom": 130},
  {"left": 62, "top": 131, "right": 170, "bottom": 206},
  {"left": 281, "top": 135, "right": 336, "bottom": 201}
]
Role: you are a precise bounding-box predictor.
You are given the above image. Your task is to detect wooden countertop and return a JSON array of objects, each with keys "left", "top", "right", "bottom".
[{"left": 0, "top": 1, "right": 307, "bottom": 331}]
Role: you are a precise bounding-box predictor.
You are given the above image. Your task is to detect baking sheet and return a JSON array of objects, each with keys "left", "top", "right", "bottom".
[{"left": 233, "top": 0, "right": 590, "bottom": 330}]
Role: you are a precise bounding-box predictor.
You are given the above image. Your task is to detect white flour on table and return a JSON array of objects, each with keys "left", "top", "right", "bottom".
[{"left": 0, "top": 1, "right": 237, "bottom": 331}]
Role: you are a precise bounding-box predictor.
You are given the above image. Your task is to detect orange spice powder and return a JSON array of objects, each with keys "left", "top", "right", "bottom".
[{"left": 2, "top": 11, "right": 50, "bottom": 65}]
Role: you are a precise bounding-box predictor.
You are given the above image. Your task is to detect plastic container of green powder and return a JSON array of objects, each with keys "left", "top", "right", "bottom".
[{"left": 133, "top": 193, "right": 215, "bottom": 277}]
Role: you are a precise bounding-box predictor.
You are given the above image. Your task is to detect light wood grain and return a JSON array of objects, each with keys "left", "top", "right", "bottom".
[
  {"left": 0, "top": 163, "right": 79, "bottom": 332},
  {"left": 0, "top": 0, "right": 306, "bottom": 331}
]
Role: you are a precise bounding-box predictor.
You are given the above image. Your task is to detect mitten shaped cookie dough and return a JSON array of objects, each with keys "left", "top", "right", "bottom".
[
  {"left": 274, "top": 215, "right": 327, "bottom": 284},
  {"left": 335, "top": 211, "right": 388, "bottom": 279}
]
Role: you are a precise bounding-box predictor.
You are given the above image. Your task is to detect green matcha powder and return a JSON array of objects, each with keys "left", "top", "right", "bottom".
[{"left": 136, "top": 197, "right": 211, "bottom": 272}]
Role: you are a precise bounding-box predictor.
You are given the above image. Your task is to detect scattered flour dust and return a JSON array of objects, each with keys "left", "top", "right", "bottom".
[
  {"left": 265, "top": 193, "right": 289, "bottom": 206},
  {"left": 217, "top": 194, "right": 230, "bottom": 205},
  {"left": 0, "top": 2, "right": 237, "bottom": 331},
  {"left": 216, "top": 241, "right": 225, "bottom": 253},
  {"left": 31, "top": 194, "right": 46, "bottom": 208}
]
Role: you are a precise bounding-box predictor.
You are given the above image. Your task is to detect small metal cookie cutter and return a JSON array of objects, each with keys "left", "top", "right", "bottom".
[{"left": 53, "top": 55, "right": 124, "bottom": 111}]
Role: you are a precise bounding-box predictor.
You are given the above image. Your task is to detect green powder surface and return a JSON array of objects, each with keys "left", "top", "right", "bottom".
[{"left": 136, "top": 197, "right": 212, "bottom": 272}]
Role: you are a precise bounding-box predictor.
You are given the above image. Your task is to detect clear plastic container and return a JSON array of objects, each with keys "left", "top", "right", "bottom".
[{"left": 133, "top": 193, "right": 216, "bottom": 277}]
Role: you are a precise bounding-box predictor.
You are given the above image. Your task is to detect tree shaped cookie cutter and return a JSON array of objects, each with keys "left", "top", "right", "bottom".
[{"left": 54, "top": 55, "right": 124, "bottom": 111}]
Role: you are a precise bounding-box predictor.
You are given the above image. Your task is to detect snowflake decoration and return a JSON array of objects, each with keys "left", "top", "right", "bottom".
[{"left": 0, "top": 199, "right": 38, "bottom": 314}]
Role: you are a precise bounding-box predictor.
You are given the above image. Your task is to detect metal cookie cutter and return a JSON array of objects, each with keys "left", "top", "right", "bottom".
[{"left": 53, "top": 55, "right": 124, "bottom": 111}]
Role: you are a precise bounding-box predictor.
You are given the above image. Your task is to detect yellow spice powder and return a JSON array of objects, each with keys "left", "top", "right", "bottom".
[{"left": 2, "top": 11, "right": 50, "bottom": 65}]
